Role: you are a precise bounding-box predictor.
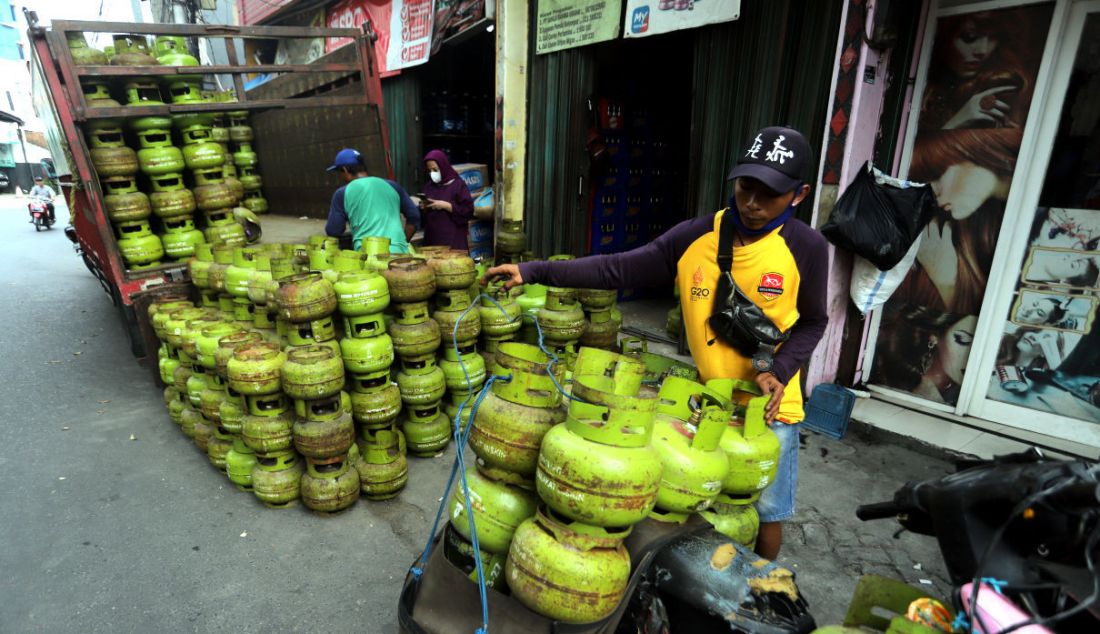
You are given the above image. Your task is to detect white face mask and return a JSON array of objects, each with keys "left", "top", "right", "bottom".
[{"left": 429, "top": 170, "right": 442, "bottom": 184}]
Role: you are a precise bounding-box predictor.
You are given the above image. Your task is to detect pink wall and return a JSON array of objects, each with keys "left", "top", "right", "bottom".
[{"left": 806, "top": 0, "right": 895, "bottom": 391}]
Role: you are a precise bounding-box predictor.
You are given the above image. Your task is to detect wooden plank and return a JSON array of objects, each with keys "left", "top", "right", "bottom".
[
  {"left": 74, "top": 63, "right": 363, "bottom": 76},
  {"left": 79, "top": 96, "right": 375, "bottom": 120},
  {"left": 51, "top": 20, "right": 361, "bottom": 39}
]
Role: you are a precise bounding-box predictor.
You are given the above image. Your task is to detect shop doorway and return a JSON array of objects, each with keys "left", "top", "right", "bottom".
[
  {"left": 587, "top": 31, "right": 693, "bottom": 269},
  {"left": 416, "top": 30, "right": 495, "bottom": 177}
]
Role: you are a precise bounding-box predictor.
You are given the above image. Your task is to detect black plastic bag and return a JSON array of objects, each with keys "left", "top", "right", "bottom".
[{"left": 821, "top": 161, "right": 938, "bottom": 271}]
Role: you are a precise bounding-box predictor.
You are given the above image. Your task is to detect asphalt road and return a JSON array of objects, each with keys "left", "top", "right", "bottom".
[
  {"left": 0, "top": 195, "right": 453, "bottom": 632},
  {"left": 0, "top": 194, "right": 956, "bottom": 632}
]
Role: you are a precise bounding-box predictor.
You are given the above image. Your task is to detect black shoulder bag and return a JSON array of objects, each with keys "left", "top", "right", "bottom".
[{"left": 708, "top": 210, "right": 790, "bottom": 374}]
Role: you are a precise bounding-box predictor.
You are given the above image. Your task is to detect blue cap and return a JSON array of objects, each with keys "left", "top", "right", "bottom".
[{"left": 326, "top": 148, "right": 362, "bottom": 172}]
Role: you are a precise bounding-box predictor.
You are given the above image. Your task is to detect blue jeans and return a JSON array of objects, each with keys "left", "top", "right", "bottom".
[{"left": 754, "top": 422, "right": 800, "bottom": 523}]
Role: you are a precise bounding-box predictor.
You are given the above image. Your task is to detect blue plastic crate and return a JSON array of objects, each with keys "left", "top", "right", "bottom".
[{"left": 802, "top": 383, "right": 856, "bottom": 440}]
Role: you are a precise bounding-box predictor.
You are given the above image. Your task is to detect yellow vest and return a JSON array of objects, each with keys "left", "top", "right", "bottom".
[{"left": 676, "top": 210, "right": 805, "bottom": 422}]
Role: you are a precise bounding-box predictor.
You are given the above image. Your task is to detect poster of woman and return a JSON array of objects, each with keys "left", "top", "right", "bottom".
[
  {"left": 919, "top": 5, "right": 1052, "bottom": 131},
  {"left": 875, "top": 304, "right": 978, "bottom": 405},
  {"left": 1022, "top": 247, "right": 1100, "bottom": 289},
  {"left": 1011, "top": 290, "right": 1096, "bottom": 334},
  {"left": 875, "top": 3, "right": 1055, "bottom": 404}
]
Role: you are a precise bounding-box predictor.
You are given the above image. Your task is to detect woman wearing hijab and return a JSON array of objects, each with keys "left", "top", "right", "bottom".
[{"left": 421, "top": 150, "right": 475, "bottom": 250}]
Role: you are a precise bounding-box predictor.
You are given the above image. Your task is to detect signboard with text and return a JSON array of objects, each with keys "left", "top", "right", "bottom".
[
  {"left": 623, "top": 0, "right": 740, "bottom": 38},
  {"left": 537, "top": 0, "right": 622, "bottom": 55},
  {"left": 326, "top": 0, "right": 434, "bottom": 76}
]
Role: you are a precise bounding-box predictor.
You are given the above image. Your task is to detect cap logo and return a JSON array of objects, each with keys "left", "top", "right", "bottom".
[
  {"left": 745, "top": 134, "right": 763, "bottom": 159},
  {"left": 765, "top": 135, "right": 794, "bottom": 164}
]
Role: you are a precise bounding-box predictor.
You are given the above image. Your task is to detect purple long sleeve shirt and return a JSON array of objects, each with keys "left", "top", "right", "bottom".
[{"left": 519, "top": 213, "right": 830, "bottom": 386}]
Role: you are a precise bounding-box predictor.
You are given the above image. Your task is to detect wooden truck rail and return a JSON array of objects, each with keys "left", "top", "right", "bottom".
[{"left": 26, "top": 12, "right": 392, "bottom": 360}]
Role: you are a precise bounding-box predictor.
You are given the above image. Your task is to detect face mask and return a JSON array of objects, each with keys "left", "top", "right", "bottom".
[
  {"left": 727, "top": 182, "right": 802, "bottom": 237},
  {"left": 429, "top": 170, "right": 442, "bottom": 184}
]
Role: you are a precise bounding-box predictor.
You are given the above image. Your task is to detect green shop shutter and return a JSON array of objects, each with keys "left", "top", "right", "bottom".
[
  {"left": 382, "top": 72, "right": 423, "bottom": 191},
  {"left": 688, "top": 0, "right": 844, "bottom": 221},
  {"left": 524, "top": 46, "right": 596, "bottom": 258}
]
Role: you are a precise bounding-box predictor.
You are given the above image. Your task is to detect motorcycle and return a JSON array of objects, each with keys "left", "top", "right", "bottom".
[
  {"left": 854, "top": 448, "right": 1100, "bottom": 633},
  {"left": 400, "top": 436, "right": 1098, "bottom": 632},
  {"left": 631, "top": 448, "right": 1099, "bottom": 632},
  {"left": 28, "top": 197, "right": 54, "bottom": 231}
]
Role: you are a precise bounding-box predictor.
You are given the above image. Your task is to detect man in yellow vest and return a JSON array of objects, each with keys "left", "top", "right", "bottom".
[{"left": 485, "top": 126, "right": 830, "bottom": 560}]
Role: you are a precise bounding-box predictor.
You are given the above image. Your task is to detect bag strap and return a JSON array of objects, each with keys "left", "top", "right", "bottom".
[{"left": 717, "top": 209, "right": 736, "bottom": 273}]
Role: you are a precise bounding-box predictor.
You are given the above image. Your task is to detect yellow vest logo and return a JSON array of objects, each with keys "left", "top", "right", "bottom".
[{"left": 689, "top": 266, "right": 709, "bottom": 300}]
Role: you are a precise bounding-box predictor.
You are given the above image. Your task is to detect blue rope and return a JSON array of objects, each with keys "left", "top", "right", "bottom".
[
  {"left": 410, "top": 291, "right": 595, "bottom": 634},
  {"left": 477, "top": 292, "right": 587, "bottom": 405},
  {"left": 978, "top": 577, "right": 1008, "bottom": 595},
  {"left": 951, "top": 611, "right": 970, "bottom": 633}
]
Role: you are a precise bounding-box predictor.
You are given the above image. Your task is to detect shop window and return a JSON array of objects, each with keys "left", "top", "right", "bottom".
[
  {"left": 871, "top": 3, "right": 1055, "bottom": 406},
  {"left": 986, "top": 14, "right": 1100, "bottom": 422}
]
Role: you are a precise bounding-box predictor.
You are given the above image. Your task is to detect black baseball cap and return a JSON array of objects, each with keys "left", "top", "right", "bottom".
[{"left": 727, "top": 126, "right": 811, "bottom": 193}]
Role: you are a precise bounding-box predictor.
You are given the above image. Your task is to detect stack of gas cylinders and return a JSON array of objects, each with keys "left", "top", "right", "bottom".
[
  {"left": 440, "top": 342, "right": 781, "bottom": 624},
  {"left": 69, "top": 31, "right": 268, "bottom": 271},
  {"left": 151, "top": 236, "right": 618, "bottom": 513}
]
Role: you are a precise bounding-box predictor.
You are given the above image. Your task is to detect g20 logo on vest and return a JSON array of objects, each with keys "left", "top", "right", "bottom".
[
  {"left": 631, "top": 7, "right": 650, "bottom": 34},
  {"left": 689, "top": 266, "right": 709, "bottom": 301},
  {"left": 758, "top": 272, "right": 785, "bottom": 299}
]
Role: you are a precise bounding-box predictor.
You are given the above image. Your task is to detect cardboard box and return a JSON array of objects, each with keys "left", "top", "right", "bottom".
[
  {"left": 469, "top": 243, "right": 493, "bottom": 262},
  {"left": 454, "top": 163, "right": 489, "bottom": 193},
  {"left": 473, "top": 187, "right": 494, "bottom": 220},
  {"left": 468, "top": 220, "right": 493, "bottom": 244}
]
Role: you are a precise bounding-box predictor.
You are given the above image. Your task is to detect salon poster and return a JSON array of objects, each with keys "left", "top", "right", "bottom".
[
  {"left": 873, "top": 4, "right": 1054, "bottom": 405},
  {"left": 986, "top": 206, "right": 1100, "bottom": 421}
]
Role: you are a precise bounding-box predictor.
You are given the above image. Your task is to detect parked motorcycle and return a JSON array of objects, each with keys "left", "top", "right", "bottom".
[
  {"left": 855, "top": 448, "right": 1099, "bottom": 633},
  {"left": 616, "top": 448, "right": 1099, "bottom": 633},
  {"left": 28, "top": 197, "right": 54, "bottom": 231}
]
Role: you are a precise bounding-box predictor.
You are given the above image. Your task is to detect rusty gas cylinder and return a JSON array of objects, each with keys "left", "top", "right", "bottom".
[
  {"left": 227, "top": 342, "right": 286, "bottom": 396},
  {"left": 241, "top": 408, "right": 295, "bottom": 456},
  {"left": 276, "top": 272, "right": 337, "bottom": 323},
  {"left": 388, "top": 302, "right": 441, "bottom": 358},
  {"left": 349, "top": 371, "right": 402, "bottom": 429},
  {"left": 219, "top": 391, "right": 246, "bottom": 434},
  {"left": 215, "top": 331, "right": 264, "bottom": 379},
  {"left": 281, "top": 345, "right": 345, "bottom": 401},
  {"left": 432, "top": 290, "right": 481, "bottom": 348},
  {"left": 251, "top": 450, "right": 303, "bottom": 508},
  {"left": 300, "top": 455, "right": 361, "bottom": 513},
  {"left": 427, "top": 250, "right": 477, "bottom": 290},
  {"left": 382, "top": 257, "right": 436, "bottom": 303},
  {"left": 355, "top": 428, "right": 408, "bottom": 500},
  {"left": 293, "top": 411, "right": 355, "bottom": 460},
  {"left": 207, "top": 426, "right": 234, "bottom": 470}
]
